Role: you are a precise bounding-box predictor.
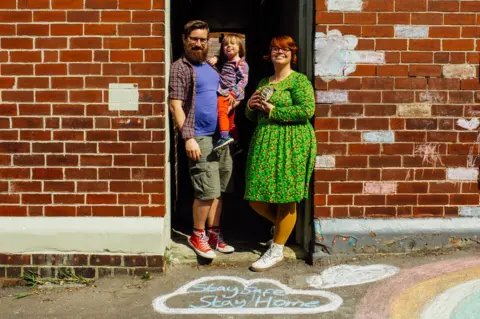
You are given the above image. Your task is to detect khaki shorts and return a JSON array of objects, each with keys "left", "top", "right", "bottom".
[{"left": 188, "top": 136, "right": 233, "bottom": 200}]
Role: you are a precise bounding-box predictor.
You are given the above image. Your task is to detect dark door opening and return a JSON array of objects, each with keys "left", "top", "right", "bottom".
[{"left": 169, "top": 0, "right": 314, "bottom": 247}]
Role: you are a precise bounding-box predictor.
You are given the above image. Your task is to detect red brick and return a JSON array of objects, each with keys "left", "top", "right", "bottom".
[
  {"left": 429, "top": 26, "right": 461, "bottom": 38},
  {"left": 132, "top": 11, "right": 164, "bottom": 22},
  {"left": 44, "top": 182, "right": 75, "bottom": 192},
  {"left": 444, "top": 13, "right": 476, "bottom": 25},
  {"left": 87, "top": 194, "right": 117, "bottom": 204},
  {"left": 52, "top": 0, "right": 83, "bottom": 9},
  {"left": 70, "top": 90, "right": 102, "bottom": 102},
  {"left": 428, "top": 0, "right": 459, "bottom": 12},
  {"left": 401, "top": 52, "right": 433, "bottom": 63},
  {"left": 120, "top": 0, "right": 151, "bottom": 9},
  {"left": 451, "top": 194, "right": 479, "bottom": 205},
  {"left": 411, "top": 13, "right": 443, "bottom": 25},
  {"left": 409, "top": 65, "right": 442, "bottom": 77},
  {"left": 330, "top": 105, "right": 363, "bottom": 117},
  {"left": 363, "top": 0, "right": 394, "bottom": 11},
  {"left": 65, "top": 142, "right": 96, "bottom": 153},
  {"left": 22, "top": 194, "right": 52, "bottom": 204},
  {"left": 349, "top": 91, "right": 381, "bottom": 103},
  {"left": 45, "top": 206, "right": 76, "bottom": 216},
  {"left": 350, "top": 65, "right": 376, "bottom": 76},
  {"left": 378, "top": 13, "right": 410, "bottom": 24},
  {"left": 145, "top": 50, "right": 164, "bottom": 62},
  {"left": 92, "top": 206, "right": 123, "bottom": 216},
  {"left": 102, "top": 11, "right": 131, "bottom": 22},
  {"left": 462, "top": 27, "right": 480, "bottom": 38},
  {"left": 77, "top": 182, "right": 109, "bottom": 192},
  {"left": 362, "top": 78, "right": 395, "bottom": 90},
  {"left": 46, "top": 155, "right": 78, "bottom": 166},
  {"left": 84, "top": 24, "right": 117, "bottom": 36},
  {"left": 315, "top": 12, "right": 343, "bottom": 24},
  {"left": 428, "top": 78, "right": 460, "bottom": 90},
  {"left": 377, "top": 65, "right": 409, "bottom": 76},
  {"left": 376, "top": 39, "right": 408, "bottom": 51},
  {"left": 67, "top": 11, "right": 100, "bottom": 22},
  {"left": 19, "top": 0, "right": 50, "bottom": 9},
  {"left": 36, "top": 91, "right": 68, "bottom": 103},
  {"left": 119, "top": 194, "right": 149, "bottom": 204},
  {"left": 65, "top": 168, "right": 97, "bottom": 180},
  {"left": 344, "top": 13, "right": 376, "bottom": 25},
  {"left": 34, "top": 11, "right": 66, "bottom": 22},
  {"left": 397, "top": 182, "right": 428, "bottom": 193},
  {"left": 0, "top": 11, "right": 32, "bottom": 22},
  {"left": 85, "top": 0, "right": 118, "bottom": 9},
  {"left": 35, "top": 38, "right": 67, "bottom": 49},
  {"left": 80, "top": 155, "right": 112, "bottom": 166},
  {"left": 413, "top": 207, "right": 444, "bottom": 217},
  {"left": 54, "top": 194, "right": 85, "bottom": 204},
  {"left": 357, "top": 118, "right": 389, "bottom": 130},
  {"left": 103, "top": 63, "right": 130, "bottom": 75},
  {"left": 2, "top": 64, "right": 34, "bottom": 76},
  {"left": 10, "top": 182, "right": 42, "bottom": 192},
  {"left": 409, "top": 39, "right": 441, "bottom": 51},
  {"left": 141, "top": 206, "right": 165, "bottom": 217},
  {"left": 449, "top": 91, "right": 474, "bottom": 104},
  {"left": 110, "top": 50, "right": 143, "bottom": 62},
  {"left": 415, "top": 169, "right": 446, "bottom": 180},
  {"left": 443, "top": 39, "right": 475, "bottom": 51},
  {"left": 362, "top": 26, "right": 394, "bottom": 37},
  {"left": 111, "top": 181, "right": 142, "bottom": 192},
  {"left": 395, "top": 78, "right": 427, "bottom": 90},
  {"left": 2, "top": 38, "right": 33, "bottom": 49},
  {"left": 13, "top": 155, "right": 45, "bottom": 166}
]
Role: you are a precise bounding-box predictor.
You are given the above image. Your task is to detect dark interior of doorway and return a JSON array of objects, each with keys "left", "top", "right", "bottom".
[{"left": 170, "top": 0, "right": 307, "bottom": 246}]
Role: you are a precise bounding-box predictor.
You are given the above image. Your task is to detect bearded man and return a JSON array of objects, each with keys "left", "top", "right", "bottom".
[{"left": 169, "top": 20, "right": 234, "bottom": 259}]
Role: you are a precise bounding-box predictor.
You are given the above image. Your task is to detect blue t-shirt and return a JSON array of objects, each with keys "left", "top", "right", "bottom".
[{"left": 193, "top": 63, "right": 219, "bottom": 137}]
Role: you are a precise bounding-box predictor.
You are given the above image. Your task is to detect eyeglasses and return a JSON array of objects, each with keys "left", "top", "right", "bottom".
[
  {"left": 188, "top": 36, "right": 208, "bottom": 45},
  {"left": 271, "top": 47, "right": 290, "bottom": 53}
]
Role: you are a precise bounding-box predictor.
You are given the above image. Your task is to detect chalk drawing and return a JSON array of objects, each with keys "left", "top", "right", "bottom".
[
  {"left": 443, "top": 64, "right": 476, "bottom": 79},
  {"left": 394, "top": 25, "right": 429, "bottom": 38},
  {"left": 414, "top": 143, "right": 444, "bottom": 166},
  {"left": 362, "top": 131, "right": 394, "bottom": 143},
  {"left": 332, "top": 235, "right": 358, "bottom": 248},
  {"left": 397, "top": 103, "right": 431, "bottom": 117},
  {"left": 152, "top": 276, "right": 343, "bottom": 315},
  {"left": 327, "top": 0, "right": 363, "bottom": 11},
  {"left": 457, "top": 118, "right": 480, "bottom": 131},
  {"left": 314, "top": 219, "right": 324, "bottom": 242},
  {"left": 364, "top": 182, "right": 397, "bottom": 195},
  {"left": 447, "top": 168, "right": 479, "bottom": 181},
  {"left": 307, "top": 264, "right": 400, "bottom": 289},
  {"left": 419, "top": 92, "right": 445, "bottom": 103},
  {"left": 315, "top": 30, "right": 384, "bottom": 82},
  {"left": 315, "top": 155, "right": 336, "bottom": 168},
  {"left": 421, "top": 279, "right": 480, "bottom": 319},
  {"left": 356, "top": 257, "right": 480, "bottom": 319},
  {"left": 459, "top": 207, "right": 480, "bottom": 217}
]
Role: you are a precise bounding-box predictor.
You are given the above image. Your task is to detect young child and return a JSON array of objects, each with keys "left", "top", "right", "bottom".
[{"left": 208, "top": 34, "right": 249, "bottom": 151}]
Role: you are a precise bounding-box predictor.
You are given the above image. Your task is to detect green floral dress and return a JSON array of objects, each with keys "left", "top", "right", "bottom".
[{"left": 245, "top": 71, "right": 316, "bottom": 203}]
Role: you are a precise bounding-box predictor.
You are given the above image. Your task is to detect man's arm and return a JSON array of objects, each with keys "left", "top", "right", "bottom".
[{"left": 169, "top": 99, "right": 186, "bottom": 131}]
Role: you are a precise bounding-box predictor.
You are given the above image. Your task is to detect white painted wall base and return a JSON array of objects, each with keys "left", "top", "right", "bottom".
[
  {"left": 0, "top": 217, "right": 165, "bottom": 255},
  {"left": 317, "top": 218, "right": 480, "bottom": 236}
]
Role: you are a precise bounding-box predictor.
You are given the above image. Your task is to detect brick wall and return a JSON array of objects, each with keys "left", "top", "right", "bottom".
[
  {"left": 314, "top": 0, "right": 480, "bottom": 219},
  {"left": 0, "top": 0, "right": 166, "bottom": 218}
]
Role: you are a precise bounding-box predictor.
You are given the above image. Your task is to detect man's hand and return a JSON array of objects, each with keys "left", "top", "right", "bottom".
[
  {"left": 228, "top": 100, "right": 241, "bottom": 114},
  {"left": 185, "top": 138, "right": 201, "bottom": 161}
]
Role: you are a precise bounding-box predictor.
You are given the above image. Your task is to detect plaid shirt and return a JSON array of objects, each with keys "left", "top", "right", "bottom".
[{"left": 168, "top": 57, "right": 197, "bottom": 140}]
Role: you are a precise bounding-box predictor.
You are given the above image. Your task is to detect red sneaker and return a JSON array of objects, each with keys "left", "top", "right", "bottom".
[
  {"left": 188, "top": 231, "right": 216, "bottom": 259},
  {"left": 208, "top": 230, "right": 235, "bottom": 253}
]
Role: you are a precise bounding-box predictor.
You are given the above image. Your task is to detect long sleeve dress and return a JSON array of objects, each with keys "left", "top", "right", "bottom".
[{"left": 245, "top": 71, "right": 316, "bottom": 204}]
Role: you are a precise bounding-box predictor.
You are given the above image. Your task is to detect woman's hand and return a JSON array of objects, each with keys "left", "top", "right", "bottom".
[
  {"left": 248, "top": 91, "right": 263, "bottom": 110},
  {"left": 228, "top": 100, "right": 241, "bottom": 115},
  {"left": 261, "top": 100, "right": 275, "bottom": 114}
]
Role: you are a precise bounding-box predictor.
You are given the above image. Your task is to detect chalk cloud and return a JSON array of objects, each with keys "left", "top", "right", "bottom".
[
  {"left": 307, "top": 264, "right": 400, "bottom": 289},
  {"left": 152, "top": 276, "right": 343, "bottom": 315},
  {"left": 315, "top": 30, "right": 384, "bottom": 82}
]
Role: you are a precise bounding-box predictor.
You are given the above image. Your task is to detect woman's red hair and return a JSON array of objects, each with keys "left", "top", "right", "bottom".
[{"left": 264, "top": 35, "right": 298, "bottom": 65}]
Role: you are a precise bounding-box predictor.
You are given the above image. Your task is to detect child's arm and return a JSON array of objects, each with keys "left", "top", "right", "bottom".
[
  {"left": 207, "top": 55, "right": 219, "bottom": 66},
  {"left": 232, "top": 59, "right": 249, "bottom": 101}
]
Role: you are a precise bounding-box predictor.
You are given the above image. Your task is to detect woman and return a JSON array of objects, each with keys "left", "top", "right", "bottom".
[{"left": 245, "top": 35, "right": 316, "bottom": 272}]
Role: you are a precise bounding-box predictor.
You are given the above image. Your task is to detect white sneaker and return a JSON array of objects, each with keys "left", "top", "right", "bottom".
[{"left": 251, "top": 243, "right": 284, "bottom": 272}]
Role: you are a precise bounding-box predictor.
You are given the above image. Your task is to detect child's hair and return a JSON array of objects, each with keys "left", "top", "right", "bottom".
[{"left": 218, "top": 34, "right": 246, "bottom": 70}]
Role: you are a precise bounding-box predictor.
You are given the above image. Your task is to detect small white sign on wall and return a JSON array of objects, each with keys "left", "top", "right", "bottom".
[{"left": 108, "top": 83, "right": 139, "bottom": 111}]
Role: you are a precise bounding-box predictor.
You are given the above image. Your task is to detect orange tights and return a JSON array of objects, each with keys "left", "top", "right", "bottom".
[
  {"left": 218, "top": 96, "right": 235, "bottom": 133},
  {"left": 249, "top": 201, "right": 297, "bottom": 245}
]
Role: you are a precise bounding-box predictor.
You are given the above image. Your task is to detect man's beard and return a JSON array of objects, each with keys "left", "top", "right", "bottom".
[{"left": 184, "top": 43, "right": 208, "bottom": 64}]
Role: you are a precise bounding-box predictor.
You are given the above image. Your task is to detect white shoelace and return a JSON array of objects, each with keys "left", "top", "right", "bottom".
[{"left": 197, "top": 232, "right": 212, "bottom": 251}]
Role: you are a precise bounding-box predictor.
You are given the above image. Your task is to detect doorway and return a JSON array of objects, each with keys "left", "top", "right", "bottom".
[{"left": 169, "top": 0, "right": 314, "bottom": 248}]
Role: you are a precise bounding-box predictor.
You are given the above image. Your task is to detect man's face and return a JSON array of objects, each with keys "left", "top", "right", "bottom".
[{"left": 183, "top": 29, "right": 209, "bottom": 64}]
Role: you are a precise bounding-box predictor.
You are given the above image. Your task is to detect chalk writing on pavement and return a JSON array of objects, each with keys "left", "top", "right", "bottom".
[{"left": 152, "top": 276, "right": 342, "bottom": 315}]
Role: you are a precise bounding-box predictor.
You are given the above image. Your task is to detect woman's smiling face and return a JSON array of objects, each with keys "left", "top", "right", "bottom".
[{"left": 270, "top": 46, "right": 292, "bottom": 65}]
